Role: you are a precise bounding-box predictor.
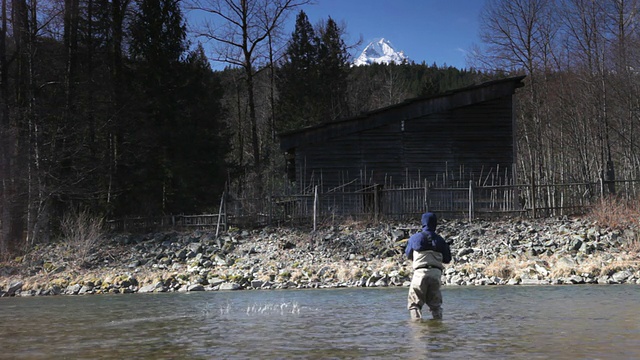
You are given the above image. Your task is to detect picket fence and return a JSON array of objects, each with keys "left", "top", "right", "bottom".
[{"left": 107, "top": 178, "right": 640, "bottom": 233}]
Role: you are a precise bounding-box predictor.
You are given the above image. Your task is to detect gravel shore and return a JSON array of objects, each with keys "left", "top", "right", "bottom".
[{"left": 2, "top": 216, "right": 640, "bottom": 297}]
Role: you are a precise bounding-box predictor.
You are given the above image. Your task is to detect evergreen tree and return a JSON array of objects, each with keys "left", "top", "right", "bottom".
[
  {"left": 317, "top": 17, "right": 350, "bottom": 121},
  {"left": 168, "top": 45, "right": 229, "bottom": 213},
  {"left": 124, "top": 0, "right": 188, "bottom": 215},
  {"left": 277, "top": 10, "right": 319, "bottom": 131},
  {"left": 277, "top": 14, "right": 351, "bottom": 131},
  {"left": 129, "top": 0, "right": 186, "bottom": 66}
]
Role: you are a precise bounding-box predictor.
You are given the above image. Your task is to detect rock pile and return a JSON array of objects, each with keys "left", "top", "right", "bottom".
[{"left": 1, "top": 216, "right": 639, "bottom": 297}]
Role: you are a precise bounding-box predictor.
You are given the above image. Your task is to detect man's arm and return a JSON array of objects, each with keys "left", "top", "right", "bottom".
[
  {"left": 442, "top": 243, "right": 451, "bottom": 264},
  {"left": 435, "top": 235, "right": 452, "bottom": 264},
  {"left": 405, "top": 236, "right": 414, "bottom": 260}
]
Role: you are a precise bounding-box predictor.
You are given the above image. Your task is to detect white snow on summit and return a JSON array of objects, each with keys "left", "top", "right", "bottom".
[{"left": 353, "top": 38, "right": 409, "bottom": 66}]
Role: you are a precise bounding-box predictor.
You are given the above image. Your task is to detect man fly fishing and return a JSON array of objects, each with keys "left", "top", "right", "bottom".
[{"left": 405, "top": 212, "right": 452, "bottom": 320}]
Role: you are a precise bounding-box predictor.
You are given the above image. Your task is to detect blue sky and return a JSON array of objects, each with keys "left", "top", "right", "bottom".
[{"left": 297, "top": 0, "right": 487, "bottom": 69}]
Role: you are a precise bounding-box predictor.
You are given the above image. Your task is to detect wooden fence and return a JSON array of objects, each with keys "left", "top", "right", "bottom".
[
  {"left": 107, "top": 195, "right": 227, "bottom": 234},
  {"left": 261, "top": 178, "right": 640, "bottom": 227},
  {"left": 106, "top": 214, "right": 227, "bottom": 233},
  {"left": 106, "top": 179, "right": 640, "bottom": 233}
]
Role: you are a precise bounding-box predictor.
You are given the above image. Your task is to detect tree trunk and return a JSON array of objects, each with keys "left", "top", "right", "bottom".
[
  {"left": 107, "top": 0, "right": 129, "bottom": 214},
  {"left": 0, "top": 0, "right": 12, "bottom": 257},
  {"left": 64, "top": 0, "right": 80, "bottom": 111},
  {"left": 244, "top": 62, "right": 260, "bottom": 173}
]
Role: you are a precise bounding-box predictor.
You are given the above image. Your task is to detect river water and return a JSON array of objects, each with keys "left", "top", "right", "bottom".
[{"left": 1, "top": 285, "right": 638, "bottom": 359}]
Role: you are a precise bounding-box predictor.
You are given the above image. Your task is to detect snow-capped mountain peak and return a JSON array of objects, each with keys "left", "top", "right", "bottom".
[{"left": 353, "top": 38, "right": 409, "bottom": 66}]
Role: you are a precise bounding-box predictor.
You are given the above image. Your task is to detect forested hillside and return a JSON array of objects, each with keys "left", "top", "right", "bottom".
[
  {"left": 0, "top": 0, "right": 480, "bottom": 256},
  {"left": 0, "top": 0, "right": 232, "bottom": 254},
  {"left": 3, "top": 0, "right": 640, "bottom": 258}
]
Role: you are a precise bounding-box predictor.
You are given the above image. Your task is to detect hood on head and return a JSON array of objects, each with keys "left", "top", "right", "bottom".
[{"left": 421, "top": 212, "right": 437, "bottom": 231}]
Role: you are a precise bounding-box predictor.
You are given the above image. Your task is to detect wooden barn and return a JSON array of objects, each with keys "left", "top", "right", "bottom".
[{"left": 280, "top": 76, "right": 525, "bottom": 195}]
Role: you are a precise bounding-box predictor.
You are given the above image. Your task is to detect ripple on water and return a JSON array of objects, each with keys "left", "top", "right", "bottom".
[{"left": 1, "top": 286, "right": 639, "bottom": 359}]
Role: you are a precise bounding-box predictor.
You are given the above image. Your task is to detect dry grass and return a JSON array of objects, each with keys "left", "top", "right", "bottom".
[
  {"left": 335, "top": 263, "right": 365, "bottom": 282},
  {"left": 455, "top": 262, "right": 484, "bottom": 275},
  {"left": 546, "top": 257, "right": 577, "bottom": 278},
  {"left": 289, "top": 269, "right": 306, "bottom": 282},
  {"left": 544, "top": 253, "right": 640, "bottom": 278},
  {"left": 254, "top": 273, "right": 274, "bottom": 283},
  {"left": 336, "top": 217, "right": 370, "bottom": 231},
  {"left": 483, "top": 256, "right": 520, "bottom": 279},
  {"left": 588, "top": 196, "right": 640, "bottom": 230},
  {"left": 376, "top": 259, "right": 399, "bottom": 273},
  {"left": 132, "top": 268, "right": 167, "bottom": 286},
  {"left": 587, "top": 196, "right": 640, "bottom": 257},
  {"left": 626, "top": 238, "right": 640, "bottom": 253}
]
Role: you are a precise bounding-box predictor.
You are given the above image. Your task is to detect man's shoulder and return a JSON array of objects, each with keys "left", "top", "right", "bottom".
[
  {"left": 432, "top": 233, "right": 448, "bottom": 245},
  {"left": 408, "top": 232, "right": 422, "bottom": 243},
  {"left": 422, "top": 230, "right": 439, "bottom": 240},
  {"left": 433, "top": 232, "right": 445, "bottom": 240}
]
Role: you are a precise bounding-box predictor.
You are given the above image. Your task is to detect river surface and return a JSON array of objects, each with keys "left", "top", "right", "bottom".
[{"left": 1, "top": 285, "right": 639, "bottom": 359}]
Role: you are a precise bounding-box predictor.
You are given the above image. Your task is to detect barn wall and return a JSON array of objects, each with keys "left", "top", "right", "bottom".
[
  {"left": 293, "top": 96, "right": 514, "bottom": 191},
  {"left": 293, "top": 121, "right": 402, "bottom": 191},
  {"left": 403, "top": 97, "right": 514, "bottom": 182}
]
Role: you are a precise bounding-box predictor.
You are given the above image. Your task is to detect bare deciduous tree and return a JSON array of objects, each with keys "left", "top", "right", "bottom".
[
  {"left": 559, "top": 0, "right": 616, "bottom": 191},
  {"left": 187, "top": 0, "right": 309, "bottom": 176},
  {"left": 479, "top": 0, "right": 558, "bottom": 187},
  {"left": 478, "top": 0, "right": 640, "bottom": 199},
  {"left": 606, "top": 0, "right": 640, "bottom": 179}
]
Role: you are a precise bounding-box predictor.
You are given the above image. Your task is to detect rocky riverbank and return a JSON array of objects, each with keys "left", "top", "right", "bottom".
[{"left": 2, "top": 216, "right": 640, "bottom": 297}]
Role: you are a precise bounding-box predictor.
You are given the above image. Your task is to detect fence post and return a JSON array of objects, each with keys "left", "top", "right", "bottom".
[
  {"left": 215, "top": 191, "right": 225, "bottom": 238},
  {"left": 374, "top": 185, "right": 379, "bottom": 222},
  {"left": 468, "top": 180, "right": 474, "bottom": 222},
  {"left": 268, "top": 194, "right": 272, "bottom": 226},
  {"left": 313, "top": 185, "right": 318, "bottom": 232},
  {"left": 424, "top": 179, "right": 429, "bottom": 212},
  {"left": 531, "top": 173, "right": 537, "bottom": 218}
]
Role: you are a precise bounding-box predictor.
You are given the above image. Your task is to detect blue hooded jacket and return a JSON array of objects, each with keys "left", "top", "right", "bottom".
[{"left": 405, "top": 212, "right": 452, "bottom": 265}]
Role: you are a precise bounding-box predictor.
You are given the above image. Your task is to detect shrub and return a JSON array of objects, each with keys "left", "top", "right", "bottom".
[
  {"left": 587, "top": 196, "right": 640, "bottom": 255},
  {"left": 60, "top": 209, "right": 104, "bottom": 268}
]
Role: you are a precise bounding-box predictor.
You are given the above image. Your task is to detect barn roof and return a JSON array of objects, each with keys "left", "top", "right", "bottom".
[{"left": 279, "top": 75, "right": 526, "bottom": 151}]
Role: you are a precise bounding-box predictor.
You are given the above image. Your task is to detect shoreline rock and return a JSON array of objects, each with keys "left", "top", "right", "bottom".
[{"left": 2, "top": 217, "right": 640, "bottom": 297}]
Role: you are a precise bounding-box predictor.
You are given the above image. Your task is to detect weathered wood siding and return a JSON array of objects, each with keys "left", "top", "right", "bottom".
[
  {"left": 292, "top": 97, "right": 513, "bottom": 190},
  {"left": 403, "top": 97, "right": 514, "bottom": 181}
]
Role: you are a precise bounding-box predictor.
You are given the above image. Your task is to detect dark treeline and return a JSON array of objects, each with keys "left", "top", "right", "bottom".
[
  {"left": 5, "top": 0, "right": 640, "bottom": 258},
  {"left": 0, "top": 0, "right": 481, "bottom": 257},
  {"left": 0, "top": 0, "right": 230, "bottom": 255}
]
